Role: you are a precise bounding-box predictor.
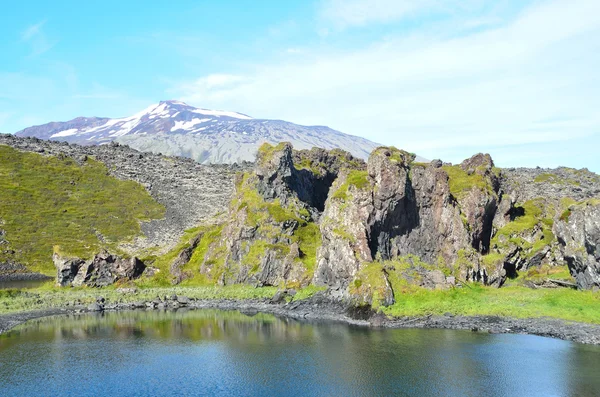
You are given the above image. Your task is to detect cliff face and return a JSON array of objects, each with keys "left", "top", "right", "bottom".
[
  {"left": 555, "top": 201, "right": 600, "bottom": 289},
  {"left": 3, "top": 135, "right": 599, "bottom": 295},
  {"left": 160, "top": 142, "right": 600, "bottom": 302}
]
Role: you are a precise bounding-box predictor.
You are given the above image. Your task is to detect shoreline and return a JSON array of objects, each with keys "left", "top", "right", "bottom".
[{"left": 1, "top": 295, "right": 600, "bottom": 345}]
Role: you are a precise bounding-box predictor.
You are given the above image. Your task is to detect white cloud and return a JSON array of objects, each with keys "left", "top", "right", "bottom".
[
  {"left": 20, "top": 19, "right": 56, "bottom": 56},
  {"left": 172, "top": 0, "right": 600, "bottom": 168}
]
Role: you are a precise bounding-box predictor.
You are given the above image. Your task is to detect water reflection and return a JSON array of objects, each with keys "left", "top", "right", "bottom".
[
  {"left": 1, "top": 309, "right": 599, "bottom": 397},
  {"left": 0, "top": 278, "right": 49, "bottom": 289}
]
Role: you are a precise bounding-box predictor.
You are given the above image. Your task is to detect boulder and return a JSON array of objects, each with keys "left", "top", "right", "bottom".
[{"left": 54, "top": 250, "right": 146, "bottom": 287}]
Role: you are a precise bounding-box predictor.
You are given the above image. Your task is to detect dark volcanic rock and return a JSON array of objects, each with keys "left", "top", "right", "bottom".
[
  {"left": 555, "top": 202, "right": 600, "bottom": 289},
  {"left": 54, "top": 250, "right": 146, "bottom": 287}
]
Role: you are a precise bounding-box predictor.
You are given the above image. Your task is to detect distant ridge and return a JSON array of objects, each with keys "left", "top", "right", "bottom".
[{"left": 15, "top": 100, "right": 411, "bottom": 164}]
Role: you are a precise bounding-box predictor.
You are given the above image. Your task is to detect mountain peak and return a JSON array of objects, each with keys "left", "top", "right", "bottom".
[
  {"left": 159, "top": 99, "right": 191, "bottom": 107},
  {"left": 15, "top": 103, "right": 381, "bottom": 164}
]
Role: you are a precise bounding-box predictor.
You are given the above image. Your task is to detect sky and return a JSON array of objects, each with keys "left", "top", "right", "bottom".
[{"left": 1, "top": 0, "right": 599, "bottom": 171}]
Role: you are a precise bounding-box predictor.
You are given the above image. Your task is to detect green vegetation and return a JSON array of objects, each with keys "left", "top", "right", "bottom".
[
  {"left": 257, "top": 142, "right": 288, "bottom": 165},
  {"left": 534, "top": 173, "right": 581, "bottom": 186},
  {"left": 294, "top": 158, "right": 324, "bottom": 175},
  {"left": 351, "top": 256, "right": 447, "bottom": 308},
  {"left": 151, "top": 172, "right": 323, "bottom": 286},
  {"left": 350, "top": 262, "right": 388, "bottom": 309},
  {"left": 332, "top": 227, "right": 357, "bottom": 243},
  {"left": 510, "top": 264, "right": 573, "bottom": 284},
  {"left": 373, "top": 146, "right": 416, "bottom": 164},
  {"left": 383, "top": 285, "right": 600, "bottom": 324},
  {"left": 0, "top": 146, "right": 165, "bottom": 274},
  {"left": 486, "top": 199, "right": 555, "bottom": 262},
  {"left": 0, "top": 284, "right": 279, "bottom": 315},
  {"left": 332, "top": 170, "right": 370, "bottom": 201},
  {"left": 442, "top": 165, "right": 491, "bottom": 199},
  {"left": 495, "top": 200, "right": 546, "bottom": 237}
]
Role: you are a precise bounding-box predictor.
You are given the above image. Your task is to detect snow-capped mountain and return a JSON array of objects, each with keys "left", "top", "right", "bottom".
[{"left": 15, "top": 100, "right": 387, "bottom": 164}]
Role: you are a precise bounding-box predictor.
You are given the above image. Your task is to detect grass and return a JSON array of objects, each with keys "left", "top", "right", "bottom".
[
  {"left": 234, "top": 172, "right": 321, "bottom": 280},
  {"left": 0, "top": 284, "right": 328, "bottom": 316},
  {"left": 293, "top": 158, "right": 327, "bottom": 176},
  {"left": 487, "top": 199, "right": 555, "bottom": 261},
  {"left": 372, "top": 146, "right": 415, "bottom": 164},
  {"left": 382, "top": 284, "right": 600, "bottom": 324},
  {"left": 442, "top": 165, "right": 492, "bottom": 199},
  {"left": 2, "top": 281, "right": 600, "bottom": 326},
  {"left": 257, "top": 142, "right": 289, "bottom": 165},
  {"left": 0, "top": 283, "right": 280, "bottom": 315},
  {"left": 332, "top": 170, "right": 369, "bottom": 201},
  {"left": 0, "top": 146, "right": 165, "bottom": 274}
]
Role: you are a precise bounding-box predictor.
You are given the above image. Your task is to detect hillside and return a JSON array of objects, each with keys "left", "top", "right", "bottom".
[
  {"left": 0, "top": 134, "right": 247, "bottom": 277},
  {"left": 1, "top": 135, "right": 599, "bottom": 300},
  {"left": 14, "top": 100, "right": 391, "bottom": 164}
]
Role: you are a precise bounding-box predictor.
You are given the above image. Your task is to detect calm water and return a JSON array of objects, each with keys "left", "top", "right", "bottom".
[
  {"left": 0, "top": 278, "right": 49, "bottom": 289},
  {"left": 1, "top": 310, "right": 599, "bottom": 397}
]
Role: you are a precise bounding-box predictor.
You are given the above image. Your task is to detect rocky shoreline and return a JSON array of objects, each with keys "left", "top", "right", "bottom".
[{"left": 1, "top": 293, "right": 600, "bottom": 345}]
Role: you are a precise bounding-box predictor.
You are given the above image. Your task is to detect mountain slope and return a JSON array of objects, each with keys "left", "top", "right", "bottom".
[{"left": 15, "top": 100, "right": 389, "bottom": 164}]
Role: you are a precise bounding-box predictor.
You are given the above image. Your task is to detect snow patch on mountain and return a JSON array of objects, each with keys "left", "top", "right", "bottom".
[
  {"left": 14, "top": 100, "right": 402, "bottom": 164},
  {"left": 50, "top": 128, "right": 78, "bottom": 138}
]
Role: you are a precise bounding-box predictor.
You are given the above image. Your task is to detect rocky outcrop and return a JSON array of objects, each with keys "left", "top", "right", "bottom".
[
  {"left": 54, "top": 251, "right": 146, "bottom": 287},
  {"left": 170, "top": 143, "right": 365, "bottom": 288},
  {"left": 315, "top": 147, "right": 502, "bottom": 289},
  {"left": 555, "top": 201, "right": 600, "bottom": 289},
  {"left": 30, "top": 138, "right": 598, "bottom": 294}
]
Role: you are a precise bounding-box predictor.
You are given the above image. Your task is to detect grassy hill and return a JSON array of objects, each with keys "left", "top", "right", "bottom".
[{"left": 0, "top": 145, "right": 165, "bottom": 275}]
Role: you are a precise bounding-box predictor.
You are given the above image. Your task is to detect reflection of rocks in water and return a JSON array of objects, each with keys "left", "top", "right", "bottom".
[
  {"left": 2, "top": 310, "right": 600, "bottom": 397},
  {"left": 7, "top": 310, "right": 322, "bottom": 344}
]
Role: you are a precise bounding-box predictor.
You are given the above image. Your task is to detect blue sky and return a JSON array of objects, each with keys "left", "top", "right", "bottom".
[{"left": 1, "top": 0, "right": 599, "bottom": 171}]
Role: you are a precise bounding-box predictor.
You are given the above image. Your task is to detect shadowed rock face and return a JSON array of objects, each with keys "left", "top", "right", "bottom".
[
  {"left": 194, "top": 144, "right": 366, "bottom": 288},
  {"left": 555, "top": 202, "right": 600, "bottom": 289},
  {"left": 314, "top": 148, "right": 502, "bottom": 289}
]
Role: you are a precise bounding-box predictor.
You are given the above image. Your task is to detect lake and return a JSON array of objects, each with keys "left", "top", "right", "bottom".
[{"left": 1, "top": 309, "right": 599, "bottom": 396}]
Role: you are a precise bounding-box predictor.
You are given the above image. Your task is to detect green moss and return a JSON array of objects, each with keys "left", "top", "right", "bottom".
[
  {"left": 534, "top": 173, "right": 581, "bottom": 186},
  {"left": 481, "top": 252, "right": 504, "bottom": 268},
  {"left": 0, "top": 146, "right": 165, "bottom": 274},
  {"left": 293, "top": 158, "right": 326, "bottom": 176},
  {"left": 534, "top": 173, "right": 558, "bottom": 183},
  {"left": 290, "top": 285, "right": 327, "bottom": 301},
  {"left": 293, "top": 222, "right": 321, "bottom": 276},
  {"left": 256, "top": 142, "right": 288, "bottom": 164},
  {"left": 488, "top": 199, "right": 556, "bottom": 262},
  {"left": 242, "top": 240, "right": 289, "bottom": 274},
  {"left": 517, "top": 264, "right": 573, "bottom": 283},
  {"left": 442, "top": 165, "right": 490, "bottom": 199},
  {"left": 332, "top": 170, "right": 369, "bottom": 201},
  {"left": 495, "top": 199, "right": 545, "bottom": 237},
  {"left": 332, "top": 227, "right": 357, "bottom": 243},
  {"left": 374, "top": 146, "right": 416, "bottom": 164},
  {"left": 349, "top": 262, "right": 389, "bottom": 309}
]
